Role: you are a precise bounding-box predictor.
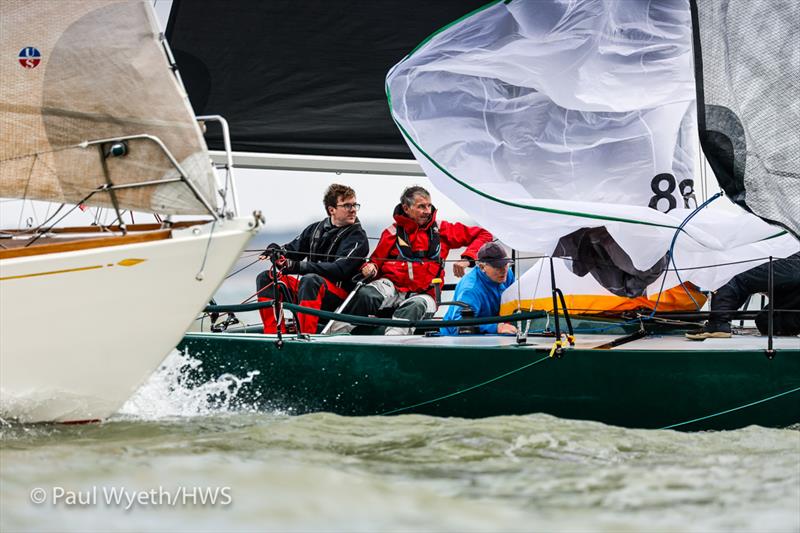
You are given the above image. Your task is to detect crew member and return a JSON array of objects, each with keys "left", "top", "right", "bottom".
[
  {"left": 256, "top": 184, "right": 369, "bottom": 334},
  {"left": 329, "top": 186, "right": 492, "bottom": 335},
  {"left": 686, "top": 252, "right": 800, "bottom": 340},
  {"left": 440, "top": 242, "right": 517, "bottom": 336}
]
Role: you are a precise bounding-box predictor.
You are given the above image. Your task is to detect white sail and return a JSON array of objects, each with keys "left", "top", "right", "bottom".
[
  {"left": 0, "top": 0, "right": 217, "bottom": 215},
  {"left": 0, "top": 0, "right": 258, "bottom": 423},
  {"left": 386, "top": 0, "right": 798, "bottom": 294}
]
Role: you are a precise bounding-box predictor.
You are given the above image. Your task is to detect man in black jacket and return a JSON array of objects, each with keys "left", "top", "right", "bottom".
[
  {"left": 686, "top": 252, "right": 800, "bottom": 340},
  {"left": 256, "top": 184, "right": 369, "bottom": 333}
]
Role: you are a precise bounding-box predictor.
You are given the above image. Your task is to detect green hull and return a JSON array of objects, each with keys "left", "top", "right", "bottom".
[{"left": 178, "top": 332, "right": 800, "bottom": 431}]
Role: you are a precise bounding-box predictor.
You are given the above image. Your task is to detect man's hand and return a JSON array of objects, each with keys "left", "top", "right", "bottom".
[
  {"left": 453, "top": 260, "right": 470, "bottom": 278},
  {"left": 258, "top": 253, "right": 287, "bottom": 268},
  {"left": 261, "top": 242, "right": 285, "bottom": 261},
  {"left": 361, "top": 263, "right": 378, "bottom": 279},
  {"left": 497, "top": 323, "right": 518, "bottom": 335}
]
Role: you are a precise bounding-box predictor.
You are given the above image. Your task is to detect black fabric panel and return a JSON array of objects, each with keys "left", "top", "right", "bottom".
[
  {"left": 166, "top": 0, "right": 487, "bottom": 158},
  {"left": 554, "top": 227, "right": 669, "bottom": 298},
  {"left": 689, "top": 0, "right": 800, "bottom": 238}
]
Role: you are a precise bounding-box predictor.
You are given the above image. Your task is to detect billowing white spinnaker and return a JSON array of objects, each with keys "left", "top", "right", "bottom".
[{"left": 387, "top": 0, "right": 798, "bottom": 295}]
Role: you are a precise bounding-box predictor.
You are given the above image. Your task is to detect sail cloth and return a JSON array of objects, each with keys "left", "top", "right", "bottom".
[
  {"left": 0, "top": 0, "right": 216, "bottom": 215},
  {"left": 386, "top": 0, "right": 798, "bottom": 296},
  {"left": 165, "top": 0, "right": 488, "bottom": 158},
  {"left": 500, "top": 258, "right": 707, "bottom": 316},
  {"left": 690, "top": 0, "right": 800, "bottom": 239}
]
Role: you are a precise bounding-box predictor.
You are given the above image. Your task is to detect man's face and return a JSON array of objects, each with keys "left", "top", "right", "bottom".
[
  {"left": 402, "top": 194, "right": 433, "bottom": 227},
  {"left": 480, "top": 262, "right": 510, "bottom": 284},
  {"left": 329, "top": 195, "right": 358, "bottom": 226}
]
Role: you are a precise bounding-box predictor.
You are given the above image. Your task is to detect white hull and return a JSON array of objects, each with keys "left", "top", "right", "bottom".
[{"left": 0, "top": 218, "right": 256, "bottom": 423}]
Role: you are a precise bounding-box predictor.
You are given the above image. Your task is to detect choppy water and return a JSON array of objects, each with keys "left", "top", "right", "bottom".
[{"left": 1, "top": 351, "right": 798, "bottom": 533}]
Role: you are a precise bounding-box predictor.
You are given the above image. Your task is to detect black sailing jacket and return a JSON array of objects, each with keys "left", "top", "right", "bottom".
[{"left": 281, "top": 218, "right": 369, "bottom": 291}]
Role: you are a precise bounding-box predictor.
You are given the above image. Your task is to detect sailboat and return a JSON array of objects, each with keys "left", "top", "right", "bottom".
[
  {"left": 0, "top": 0, "right": 258, "bottom": 423},
  {"left": 170, "top": 0, "right": 798, "bottom": 430}
]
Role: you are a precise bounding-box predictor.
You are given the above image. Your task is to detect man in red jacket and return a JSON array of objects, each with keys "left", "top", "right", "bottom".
[{"left": 330, "top": 186, "right": 492, "bottom": 335}]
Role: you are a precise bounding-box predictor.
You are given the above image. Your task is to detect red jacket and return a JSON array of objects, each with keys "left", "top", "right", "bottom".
[{"left": 369, "top": 205, "right": 493, "bottom": 294}]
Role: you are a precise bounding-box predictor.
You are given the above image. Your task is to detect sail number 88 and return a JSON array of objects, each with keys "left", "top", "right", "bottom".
[{"left": 649, "top": 173, "right": 697, "bottom": 213}]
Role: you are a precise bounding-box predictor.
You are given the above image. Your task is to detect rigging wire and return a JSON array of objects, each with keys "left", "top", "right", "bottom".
[
  {"left": 224, "top": 256, "right": 263, "bottom": 280},
  {"left": 238, "top": 246, "right": 786, "bottom": 277}
]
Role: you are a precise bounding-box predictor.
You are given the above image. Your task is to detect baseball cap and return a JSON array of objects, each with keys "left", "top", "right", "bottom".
[{"left": 477, "top": 242, "right": 512, "bottom": 268}]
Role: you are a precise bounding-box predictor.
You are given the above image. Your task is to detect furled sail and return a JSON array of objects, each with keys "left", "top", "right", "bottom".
[
  {"left": 690, "top": 0, "right": 800, "bottom": 239},
  {"left": 0, "top": 0, "right": 217, "bottom": 215},
  {"left": 386, "top": 0, "right": 798, "bottom": 296}
]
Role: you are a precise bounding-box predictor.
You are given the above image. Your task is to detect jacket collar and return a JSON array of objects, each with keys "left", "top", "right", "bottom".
[
  {"left": 476, "top": 267, "right": 500, "bottom": 287},
  {"left": 325, "top": 216, "right": 361, "bottom": 230},
  {"left": 476, "top": 267, "right": 512, "bottom": 288},
  {"left": 392, "top": 203, "right": 437, "bottom": 233}
]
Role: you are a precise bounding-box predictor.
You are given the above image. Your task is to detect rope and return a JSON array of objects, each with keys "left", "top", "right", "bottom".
[
  {"left": 225, "top": 256, "right": 262, "bottom": 280},
  {"left": 195, "top": 219, "right": 217, "bottom": 280},
  {"left": 647, "top": 193, "right": 721, "bottom": 316},
  {"left": 204, "top": 300, "right": 546, "bottom": 329},
  {"left": 379, "top": 354, "right": 552, "bottom": 415},
  {"left": 668, "top": 193, "right": 722, "bottom": 310},
  {"left": 659, "top": 385, "right": 800, "bottom": 430}
]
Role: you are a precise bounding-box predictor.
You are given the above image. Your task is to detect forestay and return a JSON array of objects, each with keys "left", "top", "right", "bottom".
[
  {"left": 386, "top": 0, "right": 797, "bottom": 296},
  {"left": 0, "top": 0, "right": 216, "bottom": 215}
]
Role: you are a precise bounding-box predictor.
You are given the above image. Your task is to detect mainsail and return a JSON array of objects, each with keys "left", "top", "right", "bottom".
[
  {"left": 165, "top": 0, "right": 488, "bottom": 158},
  {"left": 0, "top": 0, "right": 217, "bottom": 215},
  {"left": 386, "top": 0, "right": 798, "bottom": 297},
  {"left": 690, "top": 0, "right": 800, "bottom": 239}
]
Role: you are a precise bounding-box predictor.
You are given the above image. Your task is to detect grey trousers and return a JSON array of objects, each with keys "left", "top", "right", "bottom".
[{"left": 327, "top": 278, "right": 436, "bottom": 335}]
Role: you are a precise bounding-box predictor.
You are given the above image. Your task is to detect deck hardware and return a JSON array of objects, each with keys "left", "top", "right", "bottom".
[{"left": 104, "top": 141, "right": 128, "bottom": 158}]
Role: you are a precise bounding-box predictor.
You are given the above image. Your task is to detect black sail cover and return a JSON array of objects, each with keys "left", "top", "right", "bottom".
[
  {"left": 166, "top": 0, "right": 487, "bottom": 158},
  {"left": 691, "top": 0, "right": 800, "bottom": 238}
]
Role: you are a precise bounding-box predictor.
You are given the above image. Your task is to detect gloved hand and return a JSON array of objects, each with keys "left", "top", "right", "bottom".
[
  {"left": 281, "top": 258, "right": 301, "bottom": 275},
  {"left": 260, "top": 242, "right": 286, "bottom": 262}
]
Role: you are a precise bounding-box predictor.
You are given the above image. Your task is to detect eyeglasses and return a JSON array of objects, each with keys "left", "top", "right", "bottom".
[{"left": 336, "top": 203, "right": 361, "bottom": 211}]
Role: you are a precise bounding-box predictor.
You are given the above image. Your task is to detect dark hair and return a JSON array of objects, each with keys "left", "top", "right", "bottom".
[
  {"left": 400, "top": 186, "right": 430, "bottom": 207},
  {"left": 323, "top": 184, "right": 356, "bottom": 214}
]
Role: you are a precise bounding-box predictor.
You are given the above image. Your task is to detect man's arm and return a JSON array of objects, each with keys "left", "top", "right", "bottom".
[
  {"left": 364, "top": 226, "right": 395, "bottom": 276},
  {"left": 279, "top": 223, "right": 315, "bottom": 262},
  {"left": 441, "top": 221, "right": 493, "bottom": 261},
  {"left": 440, "top": 279, "right": 493, "bottom": 335},
  {"left": 440, "top": 221, "right": 493, "bottom": 276}
]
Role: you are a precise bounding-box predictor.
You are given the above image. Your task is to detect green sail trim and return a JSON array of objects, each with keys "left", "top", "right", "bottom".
[{"left": 385, "top": 0, "right": 683, "bottom": 233}]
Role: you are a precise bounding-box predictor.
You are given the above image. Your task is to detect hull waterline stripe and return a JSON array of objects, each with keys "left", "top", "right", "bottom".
[
  {"left": 0, "top": 264, "right": 103, "bottom": 281},
  {"left": 0, "top": 257, "right": 146, "bottom": 281}
]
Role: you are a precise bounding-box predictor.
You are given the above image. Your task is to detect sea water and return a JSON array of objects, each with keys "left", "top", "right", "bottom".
[{"left": 1, "top": 350, "right": 798, "bottom": 533}]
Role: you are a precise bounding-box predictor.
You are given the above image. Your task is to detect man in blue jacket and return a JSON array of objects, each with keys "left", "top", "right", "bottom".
[{"left": 440, "top": 242, "right": 517, "bottom": 335}]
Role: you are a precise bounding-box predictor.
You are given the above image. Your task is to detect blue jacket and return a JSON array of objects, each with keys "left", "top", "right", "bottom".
[{"left": 440, "top": 267, "right": 515, "bottom": 335}]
